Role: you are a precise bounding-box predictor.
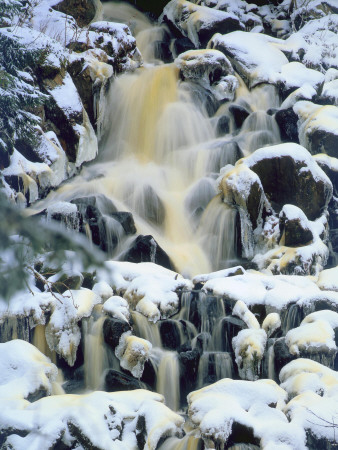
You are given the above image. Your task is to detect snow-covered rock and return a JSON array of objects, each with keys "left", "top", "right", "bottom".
[
  {"left": 115, "top": 331, "right": 152, "bottom": 378},
  {"left": 294, "top": 101, "right": 338, "bottom": 158},
  {"left": 103, "top": 261, "right": 192, "bottom": 322},
  {"left": 232, "top": 328, "right": 267, "bottom": 380},
  {"left": 162, "top": 0, "right": 244, "bottom": 48}
]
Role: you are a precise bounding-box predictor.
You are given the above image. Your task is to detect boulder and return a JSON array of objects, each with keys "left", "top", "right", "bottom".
[
  {"left": 242, "top": 143, "right": 333, "bottom": 220},
  {"left": 229, "top": 103, "right": 250, "bottom": 129},
  {"left": 175, "top": 49, "right": 233, "bottom": 84},
  {"left": 273, "top": 337, "right": 297, "bottom": 376},
  {"left": 162, "top": 0, "right": 244, "bottom": 48},
  {"left": 220, "top": 164, "right": 266, "bottom": 230},
  {"left": 275, "top": 108, "right": 299, "bottom": 143},
  {"left": 279, "top": 204, "right": 313, "bottom": 247},
  {"left": 121, "top": 235, "right": 175, "bottom": 271},
  {"left": 52, "top": 0, "right": 99, "bottom": 27},
  {"left": 294, "top": 101, "right": 338, "bottom": 158},
  {"left": 104, "top": 369, "right": 143, "bottom": 392},
  {"left": 159, "top": 320, "right": 181, "bottom": 350},
  {"left": 103, "top": 317, "right": 131, "bottom": 349}
]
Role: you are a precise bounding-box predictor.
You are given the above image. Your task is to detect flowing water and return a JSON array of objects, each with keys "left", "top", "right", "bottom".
[{"left": 25, "top": 0, "right": 284, "bottom": 427}]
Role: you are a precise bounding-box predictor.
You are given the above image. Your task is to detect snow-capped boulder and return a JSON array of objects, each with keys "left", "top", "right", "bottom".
[
  {"left": 187, "top": 378, "right": 288, "bottom": 449},
  {"left": 115, "top": 331, "right": 152, "bottom": 378},
  {"left": 219, "top": 164, "right": 266, "bottom": 259},
  {"left": 175, "top": 48, "right": 233, "bottom": 81},
  {"left": 285, "top": 313, "right": 337, "bottom": 368},
  {"left": 278, "top": 204, "right": 313, "bottom": 247},
  {"left": 294, "top": 101, "right": 338, "bottom": 158},
  {"left": 161, "top": 0, "right": 244, "bottom": 48},
  {"left": 104, "top": 262, "right": 191, "bottom": 322},
  {"left": 317, "top": 266, "right": 338, "bottom": 292},
  {"left": 242, "top": 143, "right": 333, "bottom": 221},
  {"left": 209, "top": 31, "right": 288, "bottom": 88},
  {"left": 232, "top": 328, "right": 267, "bottom": 380},
  {"left": 0, "top": 340, "right": 57, "bottom": 403}
]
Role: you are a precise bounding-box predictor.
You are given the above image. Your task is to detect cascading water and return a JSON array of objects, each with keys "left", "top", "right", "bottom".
[{"left": 26, "top": 0, "right": 284, "bottom": 420}]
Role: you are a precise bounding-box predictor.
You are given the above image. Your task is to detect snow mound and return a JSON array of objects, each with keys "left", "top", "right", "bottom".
[
  {"left": 103, "top": 295, "right": 130, "bottom": 323},
  {"left": 232, "top": 328, "right": 267, "bottom": 380},
  {"left": 104, "top": 262, "right": 192, "bottom": 322},
  {"left": 0, "top": 339, "right": 57, "bottom": 403},
  {"left": 116, "top": 331, "right": 152, "bottom": 378},
  {"left": 187, "top": 378, "right": 291, "bottom": 449}
]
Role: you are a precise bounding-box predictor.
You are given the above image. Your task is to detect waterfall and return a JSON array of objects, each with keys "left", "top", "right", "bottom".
[{"left": 83, "top": 311, "right": 109, "bottom": 390}]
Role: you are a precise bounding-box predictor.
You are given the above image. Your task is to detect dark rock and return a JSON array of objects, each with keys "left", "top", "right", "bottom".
[
  {"left": 227, "top": 422, "right": 260, "bottom": 447},
  {"left": 27, "top": 387, "right": 48, "bottom": 403},
  {"left": 159, "top": 320, "right": 181, "bottom": 350},
  {"left": 137, "top": 184, "right": 165, "bottom": 226},
  {"left": 140, "top": 359, "right": 157, "bottom": 389},
  {"left": 103, "top": 317, "right": 131, "bottom": 349},
  {"left": 172, "top": 37, "right": 195, "bottom": 56},
  {"left": 121, "top": 235, "right": 175, "bottom": 271},
  {"left": 184, "top": 177, "right": 217, "bottom": 225},
  {"left": 53, "top": 0, "right": 98, "bottom": 27},
  {"left": 229, "top": 103, "right": 251, "bottom": 129},
  {"left": 246, "top": 149, "right": 332, "bottom": 220},
  {"left": 273, "top": 338, "right": 297, "bottom": 376},
  {"left": 315, "top": 156, "right": 338, "bottom": 197},
  {"left": 68, "top": 58, "right": 96, "bottom": 126},
  {"left": 111, "top": 212, "right": 137, "bottom": 235},
  {"left": 104, "top": 369, "right": 143, "bottom": 392},
  {"left": 216, "top": 115, "right": 230, "bottom": 136},
  {"left": 62, "top": 377, "right": 85, "bottom": 394},
  {"left": 194, "top": 332, "right": 211, "bottom": 353},
  {"left": 275, "top": 108, "right": 299, "bottom": 143},
  {"left": 179, "top": 348, "right": 200, "bottom": 402},
  {"left": 279, "top": 205, "right": 313, "bottom": 247},
  {"left": 219, "top": 316, "right": 247, "bottom": 352},
  {"left": 306, "top": 430, "right": 338, "bottom": 450},
  {"left": 185, "top": 81, "right": 220, "bottom": 117},
  {"left": 71, "top": 194, "right": 117, "bottom": 216}
]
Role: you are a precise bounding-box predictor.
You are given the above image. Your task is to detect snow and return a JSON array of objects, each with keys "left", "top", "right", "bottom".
[
  {"left": 233, "top": 300, "right": 260, "bottom": 329},
  {"left": 317, "top": 266, "right": 338, "bottom": 292},
  {"left": 280, "top": 83, "right": 316, "bottom": 110},
  {"left": 46, "top": 201, "right": 78, "bottom": 217},
  {"left": 280, "top": 62, "right": 324, "bottom": 92},
  {"left": 0, "top": 340, "right": 57, "bottom": 403},
  {"left": 203, "top": 271, "right": 321, "bottom": 310},
  {"left": 280, "top": 15, "right": 338, "bottom": 71},
  {"left": 1, "top": 381, "right": 183, "bottom": 449},
  {"left": 209, "top": 31, "right": 287, "bottom": 87},
  {"left": 2, "top": 288, "right": 100, "bottom": 366},
  {"left": 193, "top": 265, "right": 245, "bottom": 285},
  {"left": 294, "top": 101, "right": 338, "bottom": 151},
  {"left": 322, "top": 79, "right": 338, "bottom": 105},
  {"left": 285, "top": 391, "right": 338, "bottom": 444},
  {"left": 280, "top": 204, "right": 310, "bottom": 230},
  {"left": 92, "top": 281, "right": 114, "bottom": 301},
  {"left": 232, "top": 328, "right": 267, "bottom": 380},
  {"left": 115, "top": 331, "right": 152, "bottom": 378},
  {"left": 187, "top": 378, "right": 293, "bottom": 449},
  {"left": 103, "top": 295, "right": 130, "bottom": 322},
  {"left": 280, "top": 358, "right": 338, "bottom": 398},
  {"left": 162, "top": 0, "right": 243, "bottom": 48},
  {"left": 262, "top": 313, "right": 281, "bottom": 337},
  {"left": 285, "top": 319, "right": 336, "bottom": 356},
  {"left": 49, "top": 73, "right": 83, "bottom": 119},
  {"left": 103, "top": 262, "right": 192, "bottom": 322}
]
